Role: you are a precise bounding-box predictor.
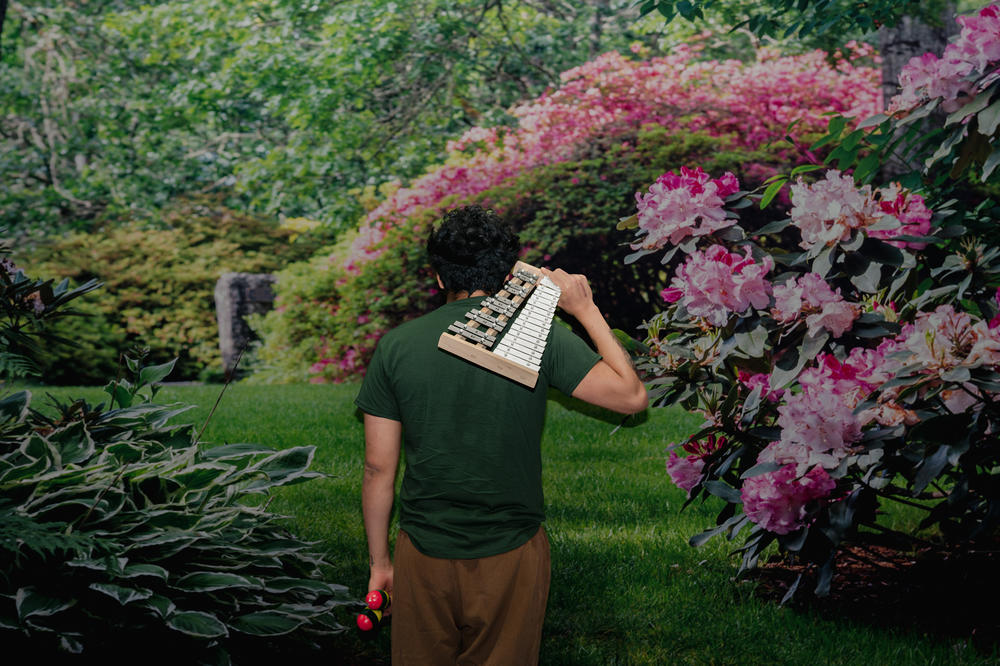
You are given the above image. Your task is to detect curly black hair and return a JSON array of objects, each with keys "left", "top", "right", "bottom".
[{"left": 427, "top": 205, "right": 520, "bottom": 295}]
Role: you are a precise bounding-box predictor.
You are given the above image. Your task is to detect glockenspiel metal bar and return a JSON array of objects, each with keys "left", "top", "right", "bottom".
[{"left": 437, "top": 261, "right": 560, "bottom": 388}]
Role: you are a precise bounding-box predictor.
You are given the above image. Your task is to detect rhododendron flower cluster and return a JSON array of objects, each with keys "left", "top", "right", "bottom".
[
  {"left": 789, "top": 171, "right": 931, "bottom": 251},
  {"left": 890, "top": 4, "right": 1000, "bottom": 113},
  {"left": 789, "top": 171, "right": 881, "bottom": 248},
  {"left": 891, "top": 304, "right": 1000, "bottom": 374},
  {"left": 741, "top": 464, "right": 837, "bottom": 535},
  {"left": 660, "top": 244, "right": 773, "bottom": 327},
  {"left": 869, "top": 183, "right": 933, "bottom": 249},
  {"left": 633, "top": 168, "right": 739, "bottom": 250},
  {"left": 771, "top": 272, "right": 860, "bottom": 338},
  {"left": 666, "top": 434, "right": 725, "bottom": 496}
]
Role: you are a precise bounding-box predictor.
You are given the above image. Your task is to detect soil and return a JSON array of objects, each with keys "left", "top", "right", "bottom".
[{"left": 747, "top": 533, "right": 1000, "bottom": 655}]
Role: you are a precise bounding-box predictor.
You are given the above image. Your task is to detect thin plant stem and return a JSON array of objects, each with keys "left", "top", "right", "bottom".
[{"left": 194, "top": 342, "right": 247, "bottom": 447}]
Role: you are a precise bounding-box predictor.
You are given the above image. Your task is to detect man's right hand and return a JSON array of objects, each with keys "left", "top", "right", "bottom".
[
  {"left": 367, "top": 563, "right": 394, "bottom": 615},
  {"left": 540, "top": 267, "right": 599, "bottom": 321}
]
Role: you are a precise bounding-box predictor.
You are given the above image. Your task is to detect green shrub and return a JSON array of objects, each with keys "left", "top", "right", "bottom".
[
  {"left": 17, "top": 196, "right": 322, "bottom": 384},
  {"left": 0, "top": 353, "right": 352, "bottom": 663}
]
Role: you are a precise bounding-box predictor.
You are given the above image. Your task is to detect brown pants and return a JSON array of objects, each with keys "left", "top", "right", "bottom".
[{"left": 391, "top": 527, "right": 551, "bottom": 665}]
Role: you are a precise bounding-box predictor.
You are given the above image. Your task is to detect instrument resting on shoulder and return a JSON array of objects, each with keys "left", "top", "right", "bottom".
[{"left": 437, "top": 261, "right": 560, "bottom": 389}]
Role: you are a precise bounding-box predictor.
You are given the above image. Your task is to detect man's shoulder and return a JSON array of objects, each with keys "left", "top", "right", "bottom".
[{"left": 376, "top": 304, "right": 451, "bottom": 348}]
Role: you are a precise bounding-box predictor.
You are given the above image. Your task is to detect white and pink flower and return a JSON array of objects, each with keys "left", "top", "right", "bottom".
[
  {"left": 661, "top": 244, "right": 772, "bottom": 327},
  {"left": 771, "top": 272, "right": 860, "bottom": 338},
  {"left": 889, "top": 4, "right": 1000, "bottom": 113},
  {"left": 789, "top": 171, "right": 932, "bottom": 252},
  {"left": 741, "top": 464, "right": 837, "bottom": 535},
  {"left": 634, "top": 167, "right": 740, "bottom": 250}
]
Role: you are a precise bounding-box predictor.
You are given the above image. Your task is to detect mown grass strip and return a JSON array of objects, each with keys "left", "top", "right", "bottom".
[{"left": 27, "top": 382, "right": 994, "bottom": 664}]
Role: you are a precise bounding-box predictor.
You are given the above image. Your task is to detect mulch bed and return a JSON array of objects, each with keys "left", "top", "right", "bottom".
[{"left": 747, "top": 533, "right": 1000, "bottom": 654}]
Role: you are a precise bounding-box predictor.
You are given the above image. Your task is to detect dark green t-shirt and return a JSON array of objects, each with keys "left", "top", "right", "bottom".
[{"left": 355, "top": 296, "right": 601, "bottom": 559}]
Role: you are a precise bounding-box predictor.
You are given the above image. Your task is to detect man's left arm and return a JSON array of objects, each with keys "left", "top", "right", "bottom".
[{"left": 362, "top": 413, "right": 402, "bottom": 597}]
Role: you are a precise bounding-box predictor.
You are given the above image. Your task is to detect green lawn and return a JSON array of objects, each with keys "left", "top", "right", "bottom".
[{"left": 25, "top": 382, "right": 994, "bottom": 665}]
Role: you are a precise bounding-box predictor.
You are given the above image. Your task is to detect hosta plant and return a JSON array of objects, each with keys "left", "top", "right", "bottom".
[
  {"left": 0, "top": 351, "right": 352, "bottom": 663},
  {"left": 626, "top": 4, "right": 1000, "bottom": 598}
]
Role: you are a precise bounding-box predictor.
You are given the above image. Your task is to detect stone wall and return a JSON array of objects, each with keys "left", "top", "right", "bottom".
[{"left": 214, "top": 272, "right": 276, "bottom": 375}]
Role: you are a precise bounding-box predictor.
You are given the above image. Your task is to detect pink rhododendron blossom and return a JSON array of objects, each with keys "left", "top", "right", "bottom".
[
  {"left": 771, "top": 272, "right": 859, "bottom": 337},
  {"left": 738, "top": 370, "right": 784, "bottom": 401},
  {"left": 789, "top": 172, "right": 933, "bottom": 251},
  {"left": 869, "top": 183, "right": 933, "bottom": 249},
  {"left": 770, "top": 392, "right": 862, "bottom": 472},
  {"left": 890, "top": 5, "right": 1000, "bottom": 113},
  {"left": 954, "top": 4, "right": 1000, "bottom": 73},
  {"left": 741, "top": 463, "right": 837, "bottom": 534},
  {"left": 666, "top": 434, "right": 725, "bottom": 496},
  {"left": 666, "top": 452, "right": 705, "bottom": 496},
  {"left": 664, "top": 244, "right": 773, "bottom": 326},
  {"left": 633, "top": 167, "right": 740, "bottom": 249},
  {"left": 893, "top": 304, "right": 1000, "bottom": 374},
  {"left": 789, "top": 171, "right": 882, "bottom": 249},
  {"left": 798, "top": 349, "right": 894, "bottom": 409}
]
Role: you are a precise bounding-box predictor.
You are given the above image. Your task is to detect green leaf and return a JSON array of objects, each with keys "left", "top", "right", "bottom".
[
  {"left": 229, "top": 611, "right": 303, "bottom": 636},
  {"left": 167, "top": 610, "right": 229, "bottom": 638},
  {"left": 15, "top": 587, "right": 75, "bottom": 620},
  {"left": 173, "top": 572, "right": 261, "bottom": 592},
  {"left": 704, "top": 480, "right": 742, "bottom": 503},
  {"left": 138, "top": 359, "right": 177, "bottom": 386},
  {"left": 978, "top": 98, "right": 1000, "bottom": 137},
  {"left": 202, "top": 442, "right": 276, "bottom": 460},
  {"left": 759, "top": 178, "right": 787, "bottom": 209},
  {"left": 47, "top": 422, "right": 96, "bottom": 466},
  {"left": 616, "top": 213, "right": 638, "bottom": 231},
  {"left": 740, "top": 461, "right": 782, "bottom": 479},
  {"left": 89, "top": 582, "right": 154, "bottom": 605},
  {"left": 913, "top": 445, "right": 951, "bottom": 494},
  {"left": 0, "top": 390, "right": 30, "bottom": 424},
  {"left": 120, "top": 563, "right": 170, "bottom": 581},
  {"left": 945, "top": 90, "right": 994, "bottom": 126},
  {"left": 755, "top": 218, "right": 792, "bottom": 235},
  {"left": 245, "top": 446, "right": 318, "bottom": 490},
  {"left": 138, "top": 594, "right": 176, "bottom": 619},
  {"left": 170, "top": 463, "right": 233, "bottom": 490}
]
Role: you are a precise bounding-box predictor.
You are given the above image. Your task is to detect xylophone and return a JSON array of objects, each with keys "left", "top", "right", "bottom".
[{"left": 437, "top": 261, "right": 560, "bottom": 389}]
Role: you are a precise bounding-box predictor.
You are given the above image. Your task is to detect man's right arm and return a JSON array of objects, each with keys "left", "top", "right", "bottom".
[
  {"left": 541, "top": 268, "right": 648, "bottom": 415},
  {"left": 362, "top": 413, "right": 402, "bottom": 597}
]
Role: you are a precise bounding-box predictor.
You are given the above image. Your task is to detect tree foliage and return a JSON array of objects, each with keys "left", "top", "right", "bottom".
[
  {"left": 638, "top": 0, "right": 962, "bottom": 38},
  {"left": 0, "top": 0, "right": 661, "bottom": 236}
]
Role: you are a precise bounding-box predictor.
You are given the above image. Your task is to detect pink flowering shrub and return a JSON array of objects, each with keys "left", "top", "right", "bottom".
[
  {"left": 632, "top": 5, "right": 1000, "bottom": 597},
  {"left": 253, "top": 43, "right": 880, "bottom": 384}
]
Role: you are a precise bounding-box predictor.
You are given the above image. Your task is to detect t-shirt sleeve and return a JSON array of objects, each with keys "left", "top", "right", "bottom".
[
  {"left": 543, "top": 321, "right": 602, "bottom": 396},
  {"left": 354, "top": 341, "right": 401, "bottom": 421}
]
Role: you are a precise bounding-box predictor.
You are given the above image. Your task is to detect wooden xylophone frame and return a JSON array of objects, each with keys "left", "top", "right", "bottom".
[{"left": 437, "top": 261, "right": 556, "bottom": 388}]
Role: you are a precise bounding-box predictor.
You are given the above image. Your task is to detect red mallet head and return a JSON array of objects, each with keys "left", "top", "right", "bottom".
[
  {"left": 356, "top": 608, "right": 382, "bottom": 632},
  {"left": 365, "top": 589, "right": 390, "bottom": 611}
]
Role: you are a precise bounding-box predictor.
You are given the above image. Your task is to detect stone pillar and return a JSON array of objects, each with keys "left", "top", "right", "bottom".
[{"left": 214, "top": 273, "right": 276, "bottom": 376}]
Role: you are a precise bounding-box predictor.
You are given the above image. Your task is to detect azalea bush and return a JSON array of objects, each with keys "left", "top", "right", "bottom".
[
  {"left": 630, "top": 5, "right": 1000, "bottom": 596},
  {"left": 252, "top": 41, "right": 881, "bottom": 383}
]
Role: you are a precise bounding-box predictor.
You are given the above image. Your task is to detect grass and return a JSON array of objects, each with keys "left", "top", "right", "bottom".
[{"left": 23, "top": 381, "right": 995, "bottom": 665}]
